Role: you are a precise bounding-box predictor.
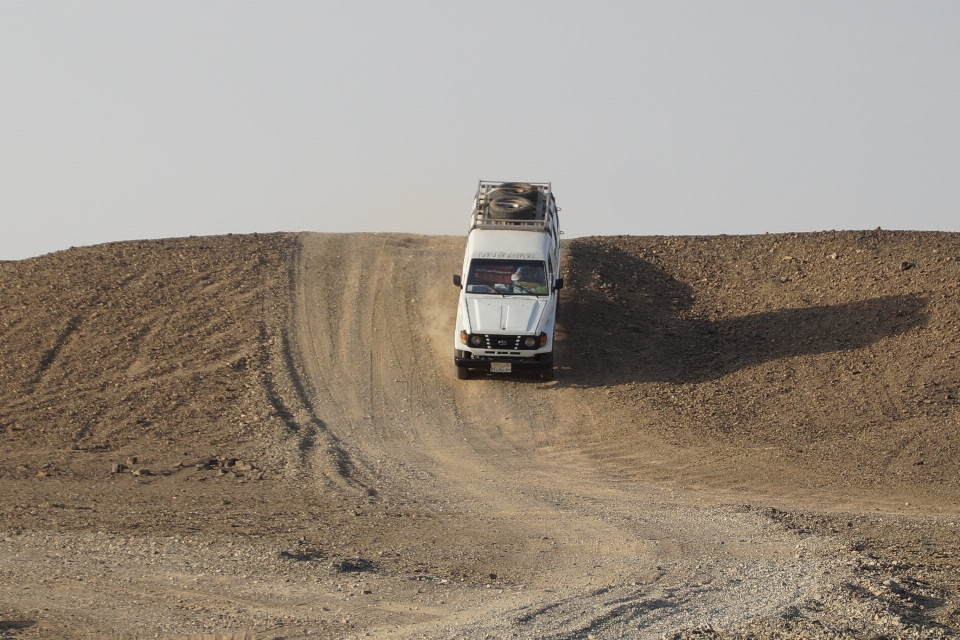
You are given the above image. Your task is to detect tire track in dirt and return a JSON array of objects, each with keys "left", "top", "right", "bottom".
[
  {"left": 290, "top": 234, "right": 472, "bottom": 501},
  {"left": 254, "top": 236, "right": 367, "bottom": 492},
  {"left": 32, "top": 315, "right": 81, "bottom": 385}
]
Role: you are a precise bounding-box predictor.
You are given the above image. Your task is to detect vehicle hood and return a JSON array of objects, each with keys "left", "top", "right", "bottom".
[{"left": 467, "top": 297, "right": 545, "bottom": 334}]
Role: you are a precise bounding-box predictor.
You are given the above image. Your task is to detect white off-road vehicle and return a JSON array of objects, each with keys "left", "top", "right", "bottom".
[{"left": 452, "top": 181, "right": 562, "bottom": 380}]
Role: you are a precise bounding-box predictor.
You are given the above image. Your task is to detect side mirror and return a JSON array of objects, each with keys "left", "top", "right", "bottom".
[
  {"left": 453, "top": 274, "right": 462, "bottom": 288},
  {"left": 554, "top": 278, "right": 564, "bottom": 290}
]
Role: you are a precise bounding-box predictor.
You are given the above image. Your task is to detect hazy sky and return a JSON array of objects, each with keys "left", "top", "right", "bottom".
[{"left": 2, "top": 1, "right": 958, "bottom": 260}]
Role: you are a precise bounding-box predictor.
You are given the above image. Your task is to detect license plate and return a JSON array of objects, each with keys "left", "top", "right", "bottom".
[{"left": 491, "top": 362, "right": 512, "bottom": 373}]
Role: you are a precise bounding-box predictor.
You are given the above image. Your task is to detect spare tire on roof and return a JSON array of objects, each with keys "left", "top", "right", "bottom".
[
  {"left": 488, "top": 182, "right": 539, "bottom": 203},
  {"left": 488, "top": 196, "right": 535, "bottom": 220}
]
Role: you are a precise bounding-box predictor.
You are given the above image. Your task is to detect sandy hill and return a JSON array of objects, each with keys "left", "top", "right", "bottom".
[{"left": 1, "top": 230, "right": 959, "bottom": 638}]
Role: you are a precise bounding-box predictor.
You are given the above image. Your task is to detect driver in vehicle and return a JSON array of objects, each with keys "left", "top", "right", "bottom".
[{"left": 511, "top": 265, "right": 547, "bottom": 294}]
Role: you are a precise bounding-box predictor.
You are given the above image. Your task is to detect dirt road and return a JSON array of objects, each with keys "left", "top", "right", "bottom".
[
  {"left": 2, "top": 231, "right": 959, "bottom": 638},
  {"left": 288, "top": 233, "right": 851, "bottom": 637}
]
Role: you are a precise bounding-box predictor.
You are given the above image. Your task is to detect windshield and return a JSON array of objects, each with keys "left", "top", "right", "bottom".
[{"left": 465, "top": 259, "right": 548, "bottom": 295}]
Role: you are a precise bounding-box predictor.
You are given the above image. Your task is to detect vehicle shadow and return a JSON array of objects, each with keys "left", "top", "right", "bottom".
[{"left": 557, "top": 244, "right": 929, "bottom": 386}]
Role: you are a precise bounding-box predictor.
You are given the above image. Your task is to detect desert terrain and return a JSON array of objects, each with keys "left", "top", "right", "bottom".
[{"left": 1, "top": 229, "right": 959, "bottom": 639}]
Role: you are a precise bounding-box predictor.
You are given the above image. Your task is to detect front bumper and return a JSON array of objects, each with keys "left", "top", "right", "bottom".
[{"left": 454, "top": 349, "right": 552, "bottom": 371}]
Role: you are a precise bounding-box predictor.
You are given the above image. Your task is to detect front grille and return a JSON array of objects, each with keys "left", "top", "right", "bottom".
[{"left": 476, "top": 335, "right": 529, "bottom": 350}]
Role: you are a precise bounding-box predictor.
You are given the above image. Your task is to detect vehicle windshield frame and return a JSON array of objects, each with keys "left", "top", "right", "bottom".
[{"left": 464, "top": 259, "right": 549, "bottom": 296}]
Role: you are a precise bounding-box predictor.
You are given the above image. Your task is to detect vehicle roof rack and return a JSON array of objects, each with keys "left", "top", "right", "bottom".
[{"left": 470, "top": 180, "right": 557, "bottom": 232}]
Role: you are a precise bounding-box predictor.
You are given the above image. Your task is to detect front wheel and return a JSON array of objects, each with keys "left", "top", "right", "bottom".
[
  {"left": 455, "top": 364, "right": 470, "bottom": 380},
  {"left": 539, "top": 362, "right": 554, "bottom": 381}
]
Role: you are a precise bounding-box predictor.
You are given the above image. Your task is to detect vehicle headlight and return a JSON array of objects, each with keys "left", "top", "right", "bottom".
[
  {"left": 469, "top": 334, "right": 483, "bottom": 347},
  {"left": 523, "top": 336, "right": 537, "bottom": 348}
]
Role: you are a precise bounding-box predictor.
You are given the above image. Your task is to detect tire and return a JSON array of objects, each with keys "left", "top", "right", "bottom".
[
  {"left": 488, "top": 196, "right": 535, "bottom": 220},
  {"left": 455, "top": 364, "right": 470, "bottom": 380},
  {"left": 539, "top": 362, "right": 554, "bottom": 381},
  {"left": 488, "top": 182, "right": 539, "bottom": 202}
]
